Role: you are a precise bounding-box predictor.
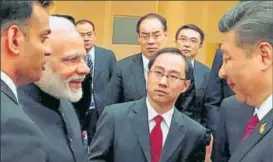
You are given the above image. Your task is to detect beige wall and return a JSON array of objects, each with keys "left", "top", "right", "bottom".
[{"left": 51, "top": 1, "right": 238, "bottom": 67}]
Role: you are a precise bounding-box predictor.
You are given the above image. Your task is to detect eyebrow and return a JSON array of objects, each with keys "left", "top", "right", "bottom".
[
  {"left": 42, "top": 29, "right": 51, "bottom": 36},
  {"left": 141, "top": 31, "right": 161, "bottom": 35}
]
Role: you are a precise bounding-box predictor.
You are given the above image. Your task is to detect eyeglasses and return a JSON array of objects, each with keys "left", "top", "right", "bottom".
[
  {"left": 149, "top": 70, "right": 186, "bottom": 82},
  {"left": 139, "top": 32, "right": 163, "bottom": 41},
  {"left": 177, "top": 37, "right": 199, "bottom": 45}
]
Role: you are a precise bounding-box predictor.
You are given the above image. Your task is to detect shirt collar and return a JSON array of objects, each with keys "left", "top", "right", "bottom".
[
  {"left": 146, "top": 98, "right": 174, "bottom": 128},
  {"left": 191, "top": 59, "right": 195, "bottom": 68},
  {"left": 142, "top": 54, "right": 150, "bottom": 72},
  {"left": 254, "top": 94, "right": 273, "bottom": 120},
  {"left": 1, "top": 71, "right": 18, "bottom": 101}
]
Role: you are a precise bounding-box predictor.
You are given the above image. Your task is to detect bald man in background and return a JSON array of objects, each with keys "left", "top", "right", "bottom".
[{"left": 18, "top": 16, "right": 89, "bottom": 162}]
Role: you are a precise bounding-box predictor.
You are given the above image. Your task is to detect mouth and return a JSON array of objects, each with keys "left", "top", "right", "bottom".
[
  {"left": 182, "top": 49, "right": 191, "bottom": 54},
  {"left": 155, "top": 89, "right": 168, "bottom": 96},
  {"left": 227, "top": 81, "right": 235, "bottom": 90},
  {"left": 69, "top": 79, "right": 84, "bottom": 88},
  {"left": 147, "top": 47, "right": 157, "bottom": 52}
]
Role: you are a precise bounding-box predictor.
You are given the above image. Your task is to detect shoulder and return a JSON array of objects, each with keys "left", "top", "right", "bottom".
[
  {"left": 95, "top": 46, "right": 115, "bottom": 56},
  {"left": 117, "top": 53, "right": 141, "bottom": 65},
  {"left": 181, "top": 112, "right": 206, "bottom": 135},
  {"left": 103, "top": 99, "right": 139, "bottom": 117},
  {"left": 195, "top": 60, "right": 210, "bottom": 71}
]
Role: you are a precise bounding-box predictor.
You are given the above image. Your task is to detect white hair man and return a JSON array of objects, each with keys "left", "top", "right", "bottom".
[{"left": 18, "top": 15, "right": 90, "bottom": 161}]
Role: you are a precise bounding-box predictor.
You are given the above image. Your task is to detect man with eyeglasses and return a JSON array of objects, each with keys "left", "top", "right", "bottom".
[
  {"left": 105, "top": 13, "right": 168, "bottom": 107},
  {"left": 89, "top": 47, "right": 209, "bottom": 162},
  {"left": 175, "top": 24, "right": 210, "bottom": 126}
]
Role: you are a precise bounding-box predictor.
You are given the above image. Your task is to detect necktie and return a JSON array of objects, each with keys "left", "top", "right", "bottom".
[
  {"left": 85, "top": 54, "right": 95, "bottom": 109},
  {"left": 242, "top": 114, "right": 259, "bottom": 140},
  {"left": 150, "top": 115, "right": 163, "bottom": 162}
]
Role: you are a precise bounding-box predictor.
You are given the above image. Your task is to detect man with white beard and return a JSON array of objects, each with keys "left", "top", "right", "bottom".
[{"left": 18, "top": 16, "right": 90, "bottom": 162}]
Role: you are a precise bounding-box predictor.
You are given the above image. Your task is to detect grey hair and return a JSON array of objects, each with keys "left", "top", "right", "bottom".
[{"left": 218, "top": 1, "right": 273, "bottom": 54}]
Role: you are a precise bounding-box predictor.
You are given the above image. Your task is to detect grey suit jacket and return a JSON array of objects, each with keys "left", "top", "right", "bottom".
[
  {"left": 105, "top": 53, "right": 146, "bottom": 106},
  {"left": 229, "top": 108, "right": 273, "bottom": 162},
  {"left": 93, "top": 46, "right": 116, "bottom": 114},
  {"left": 1, "top": 80, "right": 48, "bottom": 162},
  {"left": 212, "top": 95, "right": 253, "bottom": 162},
  {"left": 89, "top": 98, "right": 208, "bottom": 162}
]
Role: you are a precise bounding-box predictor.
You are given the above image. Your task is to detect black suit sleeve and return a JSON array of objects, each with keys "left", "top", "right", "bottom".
[
  {"left": 212, "top": 99, "right": 230, "bottom": 162},
  {"left": 88, "top": 106, "right": 114, "bottom": 162},
  {"left": 187, "top": 128, "right": 210, "bottom": 162},
  {"left": 204, "top": 49, "right": 225, "bottom": 135}
]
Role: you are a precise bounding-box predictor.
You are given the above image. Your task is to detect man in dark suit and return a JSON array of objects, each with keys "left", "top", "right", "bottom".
[
  {"left": 204, "top": 49, "right": 234, "bottom": 136},
  {"left": 212, "top": 96, "right": 253, "bottom": 162},
  {"left": 18, "top": 16, "right": 89, "bottom": 161},
  {"left": 106, "top": 13, "right": 168, "bottom": 106},
  {"left": 175, "top": 24, "right": 210, "bottom": 126},
  {"left": 89, "top": 48, "right": 210, "bottom": 162},
  {"left": 218, "top": 1, "right": 273, "bottom": 161},
  {"left": 1, "top": 1, "right": 53, "bottom": 161},
  {"left": 75, "top": 19, "right": 117, "bottom": 143}
]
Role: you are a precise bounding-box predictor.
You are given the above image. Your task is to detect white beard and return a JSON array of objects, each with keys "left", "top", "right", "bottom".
[{"left": 35, "top": 65, "right": 84, "bottom": 103}]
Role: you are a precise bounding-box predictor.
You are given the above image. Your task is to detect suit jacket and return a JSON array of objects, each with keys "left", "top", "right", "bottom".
[
  {"left": 105, "top": 53, "right": 146, "bottom": 106},
  {"left": 73, "top": 46, "right": 116, "bottom": 142},
  {"left": 212, "top": 95, "right": 254, "bottom": 162},
  {"left": 89, "top": 98, "right": 209, "bottom": 162},
  {"left": 229, "top": 108, "right": 273, "bottom": 162},
  {"left": 1, "top": 80, "right": 48, "bottom": 162},
  {"left": 74, "top": 46, "right": 116, "bottom": 121},
  {"left": 204, "top": 49, "right": 234, "bottom": 135},
  {"left": 18, "top": 84, "right": 88, "bottom": 162}
]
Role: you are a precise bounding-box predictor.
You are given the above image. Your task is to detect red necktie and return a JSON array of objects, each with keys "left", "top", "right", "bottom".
[
  {"left": 242, "top": 114, "right": 259, "bottom": 140},
  {"left": 150, "top": 115, "right": 163, "bottom": 162}
]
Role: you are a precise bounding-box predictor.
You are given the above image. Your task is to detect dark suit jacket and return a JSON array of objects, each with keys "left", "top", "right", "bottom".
[
  {"left": 18, "top": 84, "right": 88, "bottom": 162},
  {"left": 74, "top": 46, "right": 116, "bottom": 121},
  {"left": 106, "top": 53, "right": 146, "bottom": 106},
  {"left": 73, "top": 46, "right": 116, "bottom": 141},
  {"left": 1, "top": 80, "right": 47, "bottom": 162},
  {"left": 89, "top": 98, "right": 209, "bottom": 162},
  {"left": 204, "top": 49, "right": 234, "bottom": 135},
  {"left": 229, "top": 108, "right": 273, "bottom": 162},
  {"left": 212, "top": 95, "right": 253, "bottom": 162},
  {"left": 175, "top": 60, "right": 210, "bottom": 127}
]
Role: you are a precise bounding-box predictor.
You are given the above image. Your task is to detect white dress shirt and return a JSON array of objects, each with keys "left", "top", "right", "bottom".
[
  {"left": 146, "top": 98, "right": 174, "bottom": 147},
  {"left": 254, "top": 94, "right": 273, "bottom": 121},
  {"left": 1, "top": 71, "right": 18, "bottom": 101}
]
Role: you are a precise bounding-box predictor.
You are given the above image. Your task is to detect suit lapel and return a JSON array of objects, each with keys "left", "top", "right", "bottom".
[
  {"left": 230, "top": 109, "right": 273, "bottom": 161},
  {"left": 128, "top": 98, "right": 151, "bottom": 162},
  {"left": 93, "top": 46, "right": 101, "bottom": 82},
  {"left": 160, "top": 109, "right": 185, "bottom": 162},
  {"left": 131, "top": 54, "right": 147, "bottom": 96},
  {"left": 0, "top": 80, "right": 18, "bottom": 105}
]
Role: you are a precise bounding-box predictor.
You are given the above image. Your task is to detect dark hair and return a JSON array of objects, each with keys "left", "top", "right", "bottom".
[
  {"left": 51, "top": 14, "right": 75, "bottom": 25},
  {"left": 218, "top": 1, "right": 273, "bottom": 54},
  {"left": 0, "top": 0, "right": 52, "bottom": 31},
  {"left": 148, "top": 47, "right": 192, "bottom": 80},
  {"left": 136, "top": 13, "right": 167, "bottom": 34},
  {"left": 75, "top": 19, "right": 95, "bottom": 31},
  {"left": 175, "top": 24, "right": 205, "bottom": 46}
]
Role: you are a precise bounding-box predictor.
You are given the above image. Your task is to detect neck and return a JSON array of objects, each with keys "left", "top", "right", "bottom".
[
  {"left": 86, "top": 46, "right": 94, "bottom": 53},
  {"left": 253, "top": 72, "right": 272, "bottom": 108},
  {"left": 147, "top": 96, "right": 174, "bottom": 114}
]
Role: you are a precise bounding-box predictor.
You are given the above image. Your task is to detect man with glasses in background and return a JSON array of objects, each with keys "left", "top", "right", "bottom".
[
  {"left": 89, "top": 47, "right": 208, "bottom": 162},
  {"left": 105, "top": 13, "right": 168, "bottom": 107}
]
